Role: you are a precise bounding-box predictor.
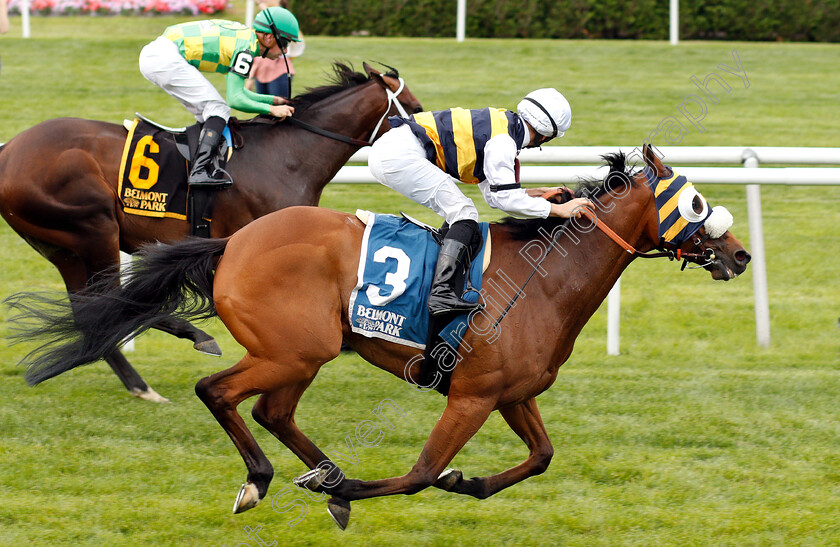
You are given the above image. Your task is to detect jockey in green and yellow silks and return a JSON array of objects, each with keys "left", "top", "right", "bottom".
[{"left": 139, "top": 7, "right": 300, "bottom": 187}]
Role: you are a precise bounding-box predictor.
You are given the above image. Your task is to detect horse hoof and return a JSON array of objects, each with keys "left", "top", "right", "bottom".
[
  {"left": 433, "top": 468, "right": 463, "bottom": 491},
  {"left": 194, "top": 339, "right": 222, "bottom": 356},
  {"left": 130, "top": 387, "right": 170, "bottom": 403},
  {"left": 232, "top": 482, "right": 260, "bottom": 514},
  {"left": 327, "top": 497, "right": 351, "bottom": 530},
  {"left": 293, "top": 468, "right": 329, "bottom": 492}
]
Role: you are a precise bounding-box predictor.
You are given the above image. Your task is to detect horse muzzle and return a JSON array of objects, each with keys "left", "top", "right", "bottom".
[{"left": 706, "top": 247, "right": 751, "bottom": 280}]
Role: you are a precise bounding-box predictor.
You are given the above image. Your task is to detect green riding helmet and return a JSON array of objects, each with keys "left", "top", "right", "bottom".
[{"left": 253, "top": 7, "right": 301, "bottom": 43}]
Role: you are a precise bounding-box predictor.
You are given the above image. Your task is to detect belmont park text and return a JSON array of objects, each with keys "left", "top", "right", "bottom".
[{"left": 354, "top": 304, "right": 407, "bottom": 337}]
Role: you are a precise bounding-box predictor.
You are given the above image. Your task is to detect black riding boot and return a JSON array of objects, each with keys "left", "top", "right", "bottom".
[
  {"left": 427, "top": 220, "right": 482, "bottom": 317},
  {"left": 188, "top": 119, "right": 232, "bottom": 188}
]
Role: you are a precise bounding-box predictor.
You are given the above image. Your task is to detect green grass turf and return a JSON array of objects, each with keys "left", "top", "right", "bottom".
[{"left": 1, "top": 10, "right": 839, "bottom": 546}]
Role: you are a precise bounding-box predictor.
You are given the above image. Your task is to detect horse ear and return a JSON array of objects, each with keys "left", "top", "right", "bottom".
[
  {"left": 365, "top": 63, "right": 388, "bottom": 89},
  {"left": 642, "top": 144, "right": 668, "bottom": 178},
  {"left": 363, "top": 62, "right": 381, "bottom": 78}
]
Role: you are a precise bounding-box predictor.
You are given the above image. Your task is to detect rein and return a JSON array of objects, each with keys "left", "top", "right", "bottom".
[
  {"left": 540, "top": 188, "right": 711, "bottom": 261},
  {"left": 285, "top": 76, "right": 409, "bottom": 147},
  {"left": 578, "top": 207, "right": 677, "bottom": 260},
  {"left": 285, "top": 117, "right": 372, "bottom": 146}
]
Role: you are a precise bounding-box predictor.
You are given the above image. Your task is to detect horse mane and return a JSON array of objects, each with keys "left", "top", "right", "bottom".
[
  {"left": 291, "top": 62, "right": 399, "bottom": 113},
  {"left": 498, "top": 152, "right": 637, "bottom": 241}
]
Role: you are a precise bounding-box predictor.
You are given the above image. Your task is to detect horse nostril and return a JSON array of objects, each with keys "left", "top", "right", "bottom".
[
  {"left": 413, "top": 106, "right": 423, "bottom": 114},
  {"left": 735, "top": 250, "right": 751, "bottom": 265}
]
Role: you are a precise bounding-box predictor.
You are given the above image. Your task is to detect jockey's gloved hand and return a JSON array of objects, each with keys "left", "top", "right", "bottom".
[{"left": 269, "top": 104, "right": 294, "bottom": 119}]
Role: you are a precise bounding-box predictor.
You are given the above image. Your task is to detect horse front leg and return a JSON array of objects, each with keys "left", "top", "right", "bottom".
[
  {"left": 153, "top": 315, "right": 222, "bottom": 356},
  {"left": 294, "top": 394, "right": 496, "bottom": 526},
  {"left": 433, "top": 397, "right": 554, "bottom": 499}
]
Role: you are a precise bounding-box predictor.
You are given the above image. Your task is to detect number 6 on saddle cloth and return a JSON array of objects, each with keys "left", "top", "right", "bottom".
[{"left": 118, "top": 115, "right": 234, "bottom": 237}]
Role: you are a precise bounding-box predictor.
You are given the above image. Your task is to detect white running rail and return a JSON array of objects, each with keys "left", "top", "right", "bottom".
[{"left": 337, "top": 146, "right": 840, "bottom": 352}]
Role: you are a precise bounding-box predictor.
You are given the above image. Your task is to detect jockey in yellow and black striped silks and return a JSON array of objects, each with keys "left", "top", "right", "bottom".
[{"left": 390, "top": 107, "right": 526, "bottom": 184}]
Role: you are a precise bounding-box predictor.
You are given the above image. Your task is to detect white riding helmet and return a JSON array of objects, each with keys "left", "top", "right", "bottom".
[{"left": 516, "top": 88, "right": 572, "bottom": 139}]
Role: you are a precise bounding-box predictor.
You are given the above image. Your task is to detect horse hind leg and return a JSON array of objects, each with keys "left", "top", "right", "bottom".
[
  {"left": 295, "top": 393, "right": 496, "bottom": 521},
  {"left": 153, "top": 316, "right": 222, "bottom": 356},
  {"left": 251, "top": 383, "right": 355, "bottom": 529},
  {"left": 103, "top": 351, "right": 168, "bottom": 402},
  {"left": 433, "top": 397, "right": 554, "bottom": 499},
  {"left": 21, "top": 235, "right": 166, "bottom": 402}
]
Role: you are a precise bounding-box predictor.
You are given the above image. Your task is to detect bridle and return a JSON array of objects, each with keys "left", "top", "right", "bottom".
[
  {"left": 285, "top": 76, "right": 410, "bottom": 147},
  {"left": 370, "top": 76, "right": 410, "bottom": 138},
  {"left": 541, "top": 187, "right": 715, "bottom": 264},
  {"left": 490, "top": 187, "right": 717, "bottom": 328},
  {"left": 679, "top": 232, "right": 718, "bottom": 271},
  {"left": 578, "top": 205, "right": 715, "bottom": 265}
]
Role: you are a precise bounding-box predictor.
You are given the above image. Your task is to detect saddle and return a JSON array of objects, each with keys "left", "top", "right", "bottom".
[
  {"left": 128, "top": 113, "right": 239, "bottom": 158},
  {"left": 118, "top": 114, "right": 240, "bottom": 237}
]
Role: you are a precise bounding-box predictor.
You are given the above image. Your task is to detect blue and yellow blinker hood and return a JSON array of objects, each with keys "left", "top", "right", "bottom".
[{"left": 643, "top": 166, "right": 713, "bottom": 245}]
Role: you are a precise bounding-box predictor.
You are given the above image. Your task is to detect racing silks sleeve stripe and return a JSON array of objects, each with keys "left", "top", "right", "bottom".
[
  {"left": 434, "top": 110, "right": 459, "bottom": 179},
  {"left": 450, "top": 108, "right": 477, "bottom": 183},
  {"left": 411, "top": 111, "right": 446, "bottom": 173}
]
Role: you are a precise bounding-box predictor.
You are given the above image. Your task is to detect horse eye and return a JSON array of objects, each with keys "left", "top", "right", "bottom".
[{"left": 692, "top": 195, "right": 704, "bottom": 214}]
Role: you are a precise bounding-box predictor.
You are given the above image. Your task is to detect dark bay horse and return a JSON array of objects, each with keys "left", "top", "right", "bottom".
[
  {"left": 0, "top": 62, "right": 422, "bottom": 401},
  {"left": 8, "top": 146, "right": 750, "bottom": 528}
]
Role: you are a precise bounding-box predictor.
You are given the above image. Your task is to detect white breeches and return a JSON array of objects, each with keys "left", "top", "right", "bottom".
[
  {"left": 139, "top": 36, "right": 230, "bottom": 123},
  {"left": 368, "top": 125, "right": 479, "bottom": 224}
]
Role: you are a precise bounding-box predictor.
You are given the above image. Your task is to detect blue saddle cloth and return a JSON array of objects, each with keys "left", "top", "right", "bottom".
[{"left": 349, "top": 213, "right": 489, "bottom": 348}]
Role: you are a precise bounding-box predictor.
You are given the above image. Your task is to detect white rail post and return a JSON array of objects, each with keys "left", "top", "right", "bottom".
[
  {"left": 120, "top": 252, "right": 136, "bottom": 352},
  {"left": 245, "top": 0, "right": 255, "bottom": 27},
  {"left": 22, "top": 0, "right": 31, "bottom": 38},
  {"left": 456, "top": 0, "right": 466, "bottom": 42},
  {"left": 743, "top": 151, "right": 770, "bottom": 347},
  {"left": 607, "top": 276, "right": 621, "bottom": 355},
  {"left": 669, "top": 0, "right": 679, "bottom": 45}
]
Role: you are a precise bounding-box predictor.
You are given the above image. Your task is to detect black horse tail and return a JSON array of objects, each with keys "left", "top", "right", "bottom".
[{"left": 5, "top": 237, "right": 229, "bottom": 386}]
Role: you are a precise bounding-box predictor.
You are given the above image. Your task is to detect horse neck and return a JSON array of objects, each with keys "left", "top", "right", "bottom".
[
  {"left": 299, "top": 81, "right": 387, "bottom": 144},
  {"left": 237, "top": 82, "right": 386, "bottom": 209},
  {"left": 493, "top": 184, "right": 658, "bottom": 345}
]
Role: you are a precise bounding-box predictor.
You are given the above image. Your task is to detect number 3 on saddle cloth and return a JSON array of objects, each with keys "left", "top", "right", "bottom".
[
  {"left": 118, "top": 116, "right": 233, "bottom": 237},
  {"left": 349, "top": 211, "right": 491, "bottom": 394}
]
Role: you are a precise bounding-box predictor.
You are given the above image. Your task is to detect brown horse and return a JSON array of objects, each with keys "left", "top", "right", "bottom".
[
  {"left": 0, "top": 62, "right": 422, "bottom": 401},
  {"left": 8, "top": 146, "right": 750, "bottom": 529}
]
